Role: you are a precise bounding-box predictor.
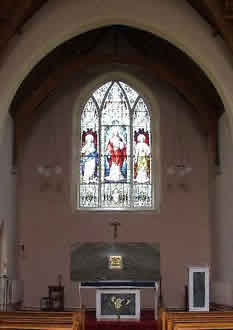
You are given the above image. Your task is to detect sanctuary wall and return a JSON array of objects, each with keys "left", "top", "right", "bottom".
[{"left": 16, "top": 69, "right": 211, "bottom": 309}]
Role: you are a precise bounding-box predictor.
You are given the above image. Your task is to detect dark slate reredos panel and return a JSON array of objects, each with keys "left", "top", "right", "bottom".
[{"left": 70, "top": 242, "right": 160, "bottom": 281}]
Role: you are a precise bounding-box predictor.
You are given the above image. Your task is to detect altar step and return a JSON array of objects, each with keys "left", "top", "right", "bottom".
[{"left": 86, "top": 310, "right": 159, "bottom": 330}]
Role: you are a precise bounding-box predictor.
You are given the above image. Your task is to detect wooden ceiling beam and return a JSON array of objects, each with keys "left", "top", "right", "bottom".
[
  {"left": 202, "top": 0, "right": 233, "bottom": 51},
  {"left": 0, "top": 0, "right": 47, "bottom": 51},
  {"left": 0, "top": 0, "right": 31, "bottom": 48},
  {"left": 224, "top": 0, "right": 233, "bottom": 18}
]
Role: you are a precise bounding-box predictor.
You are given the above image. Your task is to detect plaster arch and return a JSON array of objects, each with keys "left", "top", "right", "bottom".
[{"left": 0, "top": 0, "right": 233, "bottom": 138}]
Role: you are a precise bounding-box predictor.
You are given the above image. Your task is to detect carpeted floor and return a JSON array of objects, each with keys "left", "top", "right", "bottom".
[{"left": 86, "top": 310, "right": 159, "bottom": 330}]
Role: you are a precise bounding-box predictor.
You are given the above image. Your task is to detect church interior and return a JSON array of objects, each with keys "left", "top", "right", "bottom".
[{"left": 1, "top": 1, "right": 233, "bottom": 330}]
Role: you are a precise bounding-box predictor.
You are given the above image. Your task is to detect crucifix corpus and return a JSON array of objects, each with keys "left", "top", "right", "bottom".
[{"left": 110, "top": 221, "right": 120, "bottom": 240}]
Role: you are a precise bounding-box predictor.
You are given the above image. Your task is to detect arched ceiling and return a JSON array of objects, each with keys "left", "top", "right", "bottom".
[
  {"left": 0, "top": 0, "right": 47, "bottom": 53},
  {"left": 0, "top": 1, "right": 231, "bottom": 160},
  {"left": 10, "top": 25, "right": 223, "bottom": 133},
  {"left": 1, "top": 1, "right": 233, "bottom": 58}
]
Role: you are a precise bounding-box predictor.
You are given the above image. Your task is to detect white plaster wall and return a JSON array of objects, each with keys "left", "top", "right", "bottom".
[
  {"left": 0, "top": 114, "right": 16, "bottom": 278},
  {"left": 213, "top": 114, "right": 233, "bottom": 305}
]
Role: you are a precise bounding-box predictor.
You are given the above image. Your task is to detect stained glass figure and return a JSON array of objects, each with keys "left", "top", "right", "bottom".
[
  {"left": 134, "top": 132, "right": 151, "bottom": 183},
  {"left": 81, "top": 130, "right": 98, "bottom": 183},
  {"left": 79, "top": 80, "right": 153, "bottom": 209},
  {"left": 103, "top": 125, "right": 129, "bottom": 182}
]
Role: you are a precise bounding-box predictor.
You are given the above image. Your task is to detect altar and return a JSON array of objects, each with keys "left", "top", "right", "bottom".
[
  {"left": 80, "top": 280, "right": 159, "bottom": 320},
  {"left": 71, "top": 242, "right": 161, "bottom": 321},
  {"left": 97, "top": 289, "right": 140, "bottom": 320}
]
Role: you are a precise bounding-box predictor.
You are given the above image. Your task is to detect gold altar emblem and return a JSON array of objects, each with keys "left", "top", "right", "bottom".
[{"left": 108, "top": 256, "right": 123, "bottom": 269}]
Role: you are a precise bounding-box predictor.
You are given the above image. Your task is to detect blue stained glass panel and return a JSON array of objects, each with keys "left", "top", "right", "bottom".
[{"left": 80, "top": 130, "right": 99, "bottom": 184}]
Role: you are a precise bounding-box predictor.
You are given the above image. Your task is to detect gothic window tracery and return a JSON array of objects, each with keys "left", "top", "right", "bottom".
[{"left": 79, "top": 80, "right": 153, "bottom": 209}]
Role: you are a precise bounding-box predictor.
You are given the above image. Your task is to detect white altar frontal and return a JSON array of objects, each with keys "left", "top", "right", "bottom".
[
  {"left": 80, "top": 281, "right": 159, "bottom": 321},
  {"left": 96, "top": 289, "right": 140, "bottom": 320}
]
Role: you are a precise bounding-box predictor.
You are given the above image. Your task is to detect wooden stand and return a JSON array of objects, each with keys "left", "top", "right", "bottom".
[{"left": 48, "top": 286, "right": 64, "bottom": 311}]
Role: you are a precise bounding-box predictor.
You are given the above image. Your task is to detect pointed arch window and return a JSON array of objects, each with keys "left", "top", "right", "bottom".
[{"left": 79, "top": 80, "right": 153, "bottom": 210}]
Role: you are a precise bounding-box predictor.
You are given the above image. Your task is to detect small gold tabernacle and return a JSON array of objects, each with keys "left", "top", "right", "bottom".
[{"left": 109, "top": 256, "right": 123, "bottom": 269}]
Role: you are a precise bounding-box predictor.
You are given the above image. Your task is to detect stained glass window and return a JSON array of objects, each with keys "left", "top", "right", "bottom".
[{"left": 79, "top": 81, "right": 153, "bottom": 209}]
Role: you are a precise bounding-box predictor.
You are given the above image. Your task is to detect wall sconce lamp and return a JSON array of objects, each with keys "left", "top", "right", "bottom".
[
  {"left": 167, "top": 164, "right": 192, "bottom": 192},
  {"left": 167, "top": 164, "right": 192, "bottom": 177},
  {"left": 37, "top": 165, "right": 62, "bottom": 177}
]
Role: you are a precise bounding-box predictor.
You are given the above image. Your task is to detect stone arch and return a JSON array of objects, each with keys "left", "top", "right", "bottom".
[{"left": 0, "top": 0, "right": 232, "bottom": 138}]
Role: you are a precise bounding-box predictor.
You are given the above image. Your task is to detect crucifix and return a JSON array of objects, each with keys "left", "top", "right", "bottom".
[{"left": 110, "top": 221, "right": 120, "bottom": 240}]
